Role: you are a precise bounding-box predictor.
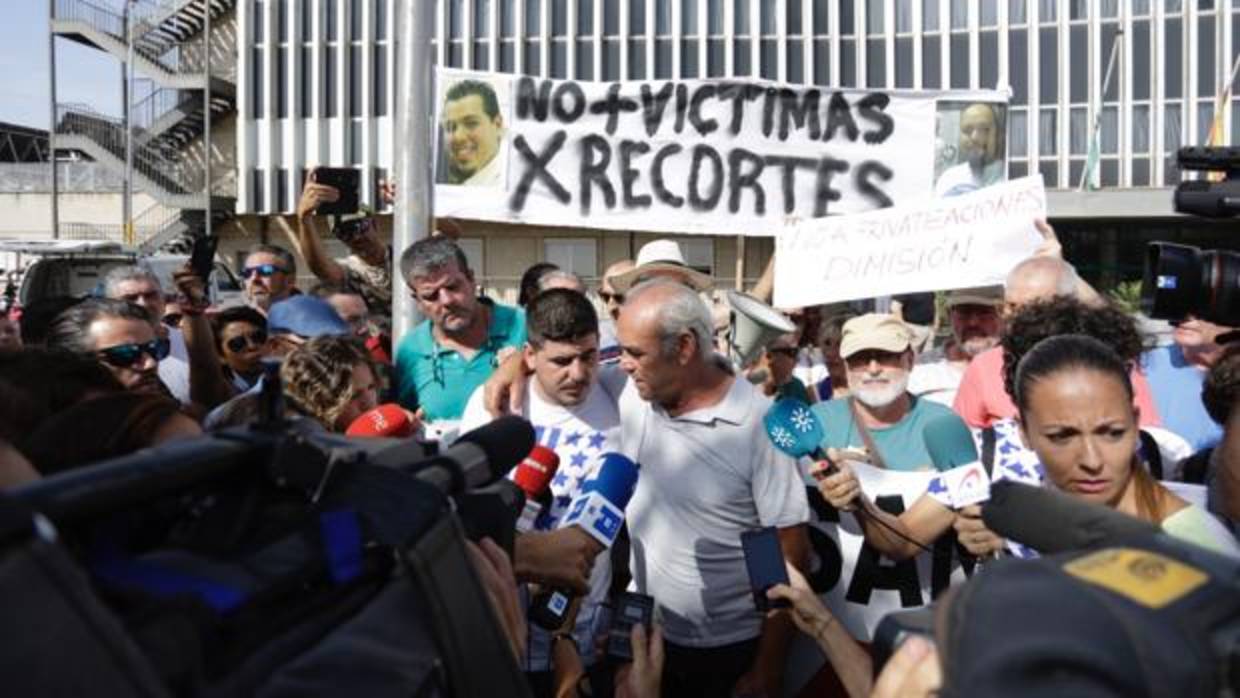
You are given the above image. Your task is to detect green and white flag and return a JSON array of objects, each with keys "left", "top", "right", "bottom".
[{"left": 1079, "top": 32, "right": 1123, "bottom": 191}]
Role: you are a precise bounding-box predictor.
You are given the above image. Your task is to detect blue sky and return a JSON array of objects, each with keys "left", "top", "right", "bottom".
[{"left": 0, "top": 1, "right": 123, "bottom": 128}]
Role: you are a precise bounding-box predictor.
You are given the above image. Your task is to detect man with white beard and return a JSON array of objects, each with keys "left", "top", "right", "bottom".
[
  {"left": 908, "top": 286, "right": 1003, "bottom": 408},
  {"left": 810, "top": 314, "right": 970, "bottom": 471}
]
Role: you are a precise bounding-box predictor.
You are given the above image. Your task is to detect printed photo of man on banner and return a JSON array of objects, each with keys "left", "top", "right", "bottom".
[
  {"left": 436, "top": 75, "right": 513, "bottom": 189},
  {"left": 933, "top": 100, "right": 1008, "bottom": 198}
]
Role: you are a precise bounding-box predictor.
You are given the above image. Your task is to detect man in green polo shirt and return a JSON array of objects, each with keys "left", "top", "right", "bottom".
[
  {"left": 811, "top": 313, "right": 968, "bottom": 471},
  {"left": 394, "top": 237, "right": 525, "bottom": 421}
]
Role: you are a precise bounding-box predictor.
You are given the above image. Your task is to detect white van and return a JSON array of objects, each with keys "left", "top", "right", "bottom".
[{"left": 0, "top": 240, "right": 242, "bottom": 308}]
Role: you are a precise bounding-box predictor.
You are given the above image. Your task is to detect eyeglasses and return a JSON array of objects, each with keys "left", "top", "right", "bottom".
[
  {"left": 97, "top": 338, "right": 171, "bottom": 368},
  {"left": 844, "top": 350, "right": 905, "bottom": 369},
  {"left": 225, "top": 329, "right": 268, "bottom": 353},
  {"left": 242, "top": 264, "right": 288, "bottom": 279},
  {"left": 599, "top": 291, "right": 625, "bottom": 304}
]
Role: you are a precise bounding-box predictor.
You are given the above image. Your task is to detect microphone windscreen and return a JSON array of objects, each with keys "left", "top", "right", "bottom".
[
  {"left": 582, "top": 452, "right": 640, "bottom": 510},
  {"left": 513, "top": 445, "right": 559, "bottom": 497},
  {"left": 982, "top": 480, "right": 1160, "bottom": 554},
  {"left": 763, "top": 398, "right": 825, "bottom": 458},
  {"left": 346, "top": 404, "right": 415, "bottom": 438},
  {"left": 455, "top": 415, "right": 537, "bottom": 480},
  {"left": 923, "top": 414, "right": 979, "bottom": 471}
]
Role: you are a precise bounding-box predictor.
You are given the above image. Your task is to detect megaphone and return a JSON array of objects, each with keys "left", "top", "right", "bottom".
[{"left": 725, "top": 290, "right": 797, "bottom": 369}]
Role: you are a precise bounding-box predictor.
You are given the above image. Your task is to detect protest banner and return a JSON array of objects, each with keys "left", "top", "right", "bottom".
[
  {"left": 772, "top": 174, "right": 1047, "bottom": 308},
  {"left": 782, "top": 462, "right": 975, "bottom": 696},
  {"left": 433, "top": 67, "right": 1007, "bottom": 236}
]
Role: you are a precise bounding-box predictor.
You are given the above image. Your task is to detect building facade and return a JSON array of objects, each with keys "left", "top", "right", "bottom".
[{"left": 137, "top": 1, "right": 1240, "bottom": 296}]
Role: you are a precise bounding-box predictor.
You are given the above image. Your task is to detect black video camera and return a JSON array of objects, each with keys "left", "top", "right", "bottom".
[
  {"left": 1140, "top": 147, "right": 1240, "bottom": 328},
  {"left": 1172, "top": 146, "right": 1240, "bottom": 218}
]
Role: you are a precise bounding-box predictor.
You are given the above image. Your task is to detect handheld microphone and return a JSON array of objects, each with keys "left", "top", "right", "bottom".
[
  {"left": 923, "top": 414, "right": 978, "bottom": 470},
  {"left": 981, "top": 480, "right": 1161, "bottom": 554},
  {"left": 923, "top": 414, "right": 991, "bottom": 509},
  {"left": 512, "top": 446, "right": 560, "bottom": 533},
  {"left": 346, "top": 404, "right": 417, "bottom": 438},
  {"left": 764, "top": 398, "right": 827, "bottom": 462},
  {"left": 529, "top": 452, "right": 639, "bottom": 630},
  {"left": 368, "top": 415, "right": 536, "bottom": 495}
]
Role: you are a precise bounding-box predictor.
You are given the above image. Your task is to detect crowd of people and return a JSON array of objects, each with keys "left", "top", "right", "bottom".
[{"left": 1, "top": 167, "right": 1238, "bottom": 698}]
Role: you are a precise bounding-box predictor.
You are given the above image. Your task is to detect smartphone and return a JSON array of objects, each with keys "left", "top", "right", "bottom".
[
  {"left": 528, "top": 587, "right": 574, "bottom": 631},
  {"left": 312, "top": 167, "right": 360, "bottom": 215},
  {"left": 189, "top": 234, "right": 219, "bottom": 282},
  {"left": 741, "top": 527, "right": 791, "bottom": 612},
  {"left": 606, "top": 591, "right": 654, "bottom": 661}
]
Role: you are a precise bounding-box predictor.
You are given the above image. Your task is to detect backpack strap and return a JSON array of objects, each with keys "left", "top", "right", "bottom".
[
  {"left": 980, "top": 426, "right": 997, "bottom": 477},
  {"left": 1138, "top": 429, "right": 1163, "bottom": 480}
]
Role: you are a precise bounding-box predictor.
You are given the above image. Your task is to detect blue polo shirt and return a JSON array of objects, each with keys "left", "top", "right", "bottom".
[{"left": 394, "top": 299, "right": 526, "bottom": 421}]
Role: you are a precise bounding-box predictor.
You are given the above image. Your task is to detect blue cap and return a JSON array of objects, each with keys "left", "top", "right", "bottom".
[{"left": 267, "top": 295, "right": 350, "bottom": 338}]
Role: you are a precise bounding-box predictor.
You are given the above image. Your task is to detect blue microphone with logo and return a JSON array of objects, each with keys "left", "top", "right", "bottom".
[
  {"left": 528, "top": 452, "right": 640, "bottom": 630},
  {"left": 763, "top": 398, "right": 837, "bottom": 477}
]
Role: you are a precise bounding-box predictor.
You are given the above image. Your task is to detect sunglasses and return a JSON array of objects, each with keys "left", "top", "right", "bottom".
[
  {"left": 599, "top": 291, "right": 625, "bottom": 304},
  {"left": 333, "top": 217, "right": 373, "bottom": 244},
  {"left": 243, "top": 263, "right": 288, "bottom": 279},
  {"left": 225, "top": 329, "right": 268, "bottom": 353},
  {"left": 768, "top": 346, "right": 799, "bottom": 358},
  {"left": 97, "top": 338, "right": 171, "bottom": 368},
  {"left": 161, "top": 313, "right": 182, "bottom": 328}
]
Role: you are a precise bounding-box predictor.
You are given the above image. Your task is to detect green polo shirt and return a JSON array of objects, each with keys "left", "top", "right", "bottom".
[
  {"left": 394, "top": 299, "right": 526, "bottom": 421},
  {"left": 810, "top": 394, "right": 963, "bottom": 472}
]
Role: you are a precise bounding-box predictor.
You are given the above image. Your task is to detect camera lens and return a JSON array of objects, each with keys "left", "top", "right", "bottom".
[
  {"left": 1141, "top": 243, "right": 1202, "bottom": 321},
  {"left": 1142, "top": 242, "right": 1240, "bottom": 326}
]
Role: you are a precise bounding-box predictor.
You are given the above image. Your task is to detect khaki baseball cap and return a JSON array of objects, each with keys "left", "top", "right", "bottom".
[
  {"left": 839, "top": 313, "right": 912, "bottom": 359},
  {"left": 946, "top": 285, "right": 1004, "bottom": 309}
]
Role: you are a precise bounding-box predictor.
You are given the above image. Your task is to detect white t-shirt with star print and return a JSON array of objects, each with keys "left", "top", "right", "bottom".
[{"left": 460, "top": 376, "right": 622, "bottom": 671}]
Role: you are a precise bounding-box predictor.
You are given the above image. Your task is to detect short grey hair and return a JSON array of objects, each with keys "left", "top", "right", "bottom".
[
  {"left": 246, "top": 243, "right": 298, "bottom": 276},
  {"left": 102, "top": 265, "right": 162, "bottom": 298},
  {"left": 537, "top": 269, "right": 585, "bottom": 293},
  {"left": 626, "top": 278, "right": 714, "bottom": 359},
  {"left": 1006, "top": 256, "right": 1079, "bottom": 298},
  {"left": 399, "top": 236, "right": 472, "bottom": 283}
]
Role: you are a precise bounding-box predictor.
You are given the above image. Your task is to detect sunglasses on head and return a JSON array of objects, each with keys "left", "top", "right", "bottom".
[
  {"left": 225, "top": 329, "right": 268, "bottom": 353},
  {"left": 333, "top": 217, "right": 373, "bottom": 244},
  {"left": 243, "top": 263, "right": 288, "bottom": 279},
  {"left": 97, "top": 338, "right": 171, "bottom": 368}
]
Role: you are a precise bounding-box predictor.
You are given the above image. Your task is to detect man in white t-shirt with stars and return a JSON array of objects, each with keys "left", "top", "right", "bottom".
[{"left": 460, "top": 288, "right": 620, "bottom": 695}]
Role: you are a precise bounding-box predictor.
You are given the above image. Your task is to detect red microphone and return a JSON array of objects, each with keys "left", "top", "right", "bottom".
[
  {"left": 512, "top": 445, "right": 559, "bottom": 532},
  {"left": 346, "top": 403, "right": 416, "bottom": 438}
]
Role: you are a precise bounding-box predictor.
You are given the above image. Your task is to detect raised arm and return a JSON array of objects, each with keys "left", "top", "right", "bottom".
[
  {"left": 173, "top": 267, "right": 236, "bottom": 409},
  {"left": 292, "top": 172, "right": 347, "bottom": 285}
]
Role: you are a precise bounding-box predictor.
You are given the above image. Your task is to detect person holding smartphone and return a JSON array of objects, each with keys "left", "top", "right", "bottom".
[{"left": 294, "top": 170, "right": 393, "bottom": 319}]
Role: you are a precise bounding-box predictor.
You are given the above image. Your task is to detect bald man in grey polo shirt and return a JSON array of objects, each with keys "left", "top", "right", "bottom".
[{"left": 611, "top": 278, "right": 810, "bottom": 698}]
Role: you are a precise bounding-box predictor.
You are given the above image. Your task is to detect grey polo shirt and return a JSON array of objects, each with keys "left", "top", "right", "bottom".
[{"left": 614, "top": 370, "right": 810, "bottom": 648}]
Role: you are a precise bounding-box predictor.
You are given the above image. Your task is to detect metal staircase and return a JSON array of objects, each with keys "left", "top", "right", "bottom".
[{"left": 50, "top": 0, "right": 235, "bottom": 250}]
